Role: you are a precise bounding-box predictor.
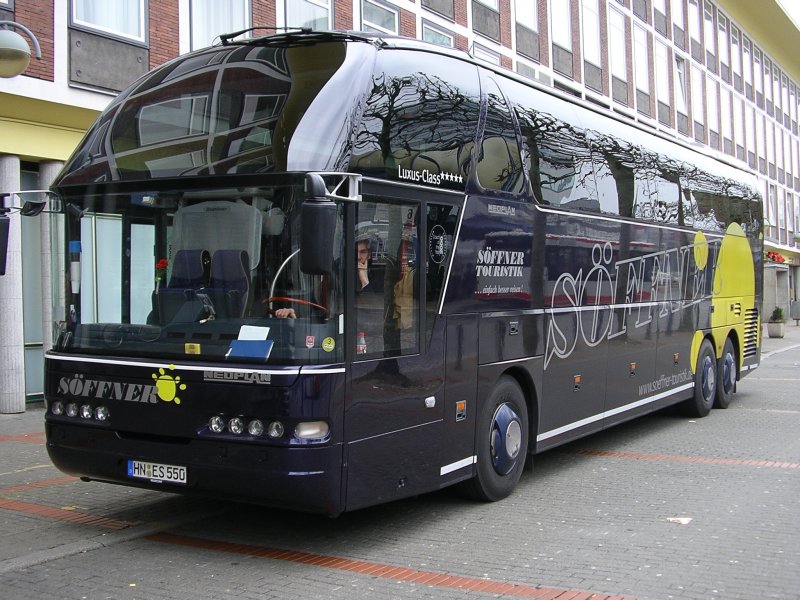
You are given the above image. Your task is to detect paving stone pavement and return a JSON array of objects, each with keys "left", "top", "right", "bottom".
[{"left": 1, "top": 325, "right": 799, "bottom": 599}]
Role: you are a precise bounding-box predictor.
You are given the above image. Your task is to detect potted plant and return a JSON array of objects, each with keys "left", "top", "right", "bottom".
[{"left": 767, "top": 306, "right": 785, "bottom": 339}]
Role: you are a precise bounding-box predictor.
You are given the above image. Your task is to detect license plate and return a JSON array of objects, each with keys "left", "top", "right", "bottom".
[{"left": 127, "top": 460, "right": 187, "bottom": 485}]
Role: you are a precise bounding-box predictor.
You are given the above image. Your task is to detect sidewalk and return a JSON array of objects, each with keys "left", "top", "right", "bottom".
[{"left": 761, "top": 319, "right": 800, "bottom": 356}]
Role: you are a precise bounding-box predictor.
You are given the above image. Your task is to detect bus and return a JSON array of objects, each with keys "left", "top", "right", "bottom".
[{"left": 42, "top": 30, "right": 763, "bottom": 516}]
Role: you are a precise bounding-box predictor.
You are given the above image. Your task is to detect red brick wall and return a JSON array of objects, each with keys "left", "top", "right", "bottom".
[
  {"left": 455, "top": 33, "right": 469, "bottom": 52},
  {"left": 334, "top": 0, "right": 353, "bottom": 29},
  {"left": 252, "top": 0, "right": 276, "bottom": 29},
  {"left": 400, "top": 8, "right": 416, "bottom": 38},
  {"left": 538, "top": 0, "right": 549, "bottom": 67},
  {"left": 499, "top": 0, "right": 511, "bottom": 50},
  {"left": 571, "top": 0, "right": 581, "bottom": 83},
  {"left": 149, "top": 0, "right": 179, "bottom": 68},
  {"left": 14, "top": 0, "right": 54, "bottom": 81},
  {"left": 599, "top": 0, "right": 610, "bottom": 96},
  {"left": 455, "top": 0, "right": 468, "bottom": 28}
]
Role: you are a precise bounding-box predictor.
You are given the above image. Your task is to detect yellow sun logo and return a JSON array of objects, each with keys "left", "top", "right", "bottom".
[{"left": 151, "top": 365, "right": 186, "bottom": 405}]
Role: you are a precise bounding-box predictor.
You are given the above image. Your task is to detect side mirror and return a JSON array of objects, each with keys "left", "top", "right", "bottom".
[
  {"left": 20, "top": 198, "right": 46, "bottom": 216},
  {"left": 300, "top": 173, "right": 337, "bottom": 275}
]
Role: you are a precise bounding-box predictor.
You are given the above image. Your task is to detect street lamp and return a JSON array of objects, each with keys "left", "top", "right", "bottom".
[{"left": 0, "top": 21, "right": 41, "bottom": 78}]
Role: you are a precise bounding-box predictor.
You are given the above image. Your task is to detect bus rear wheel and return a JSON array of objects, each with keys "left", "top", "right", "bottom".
[
  {"left": 714, "top": 337, "right": 737, "bottom": 409},
  {"left": 460, "top": 376, "right": 529, "bottom": 502},
  {"left": 683, "top": 338, "right": 716, "bottom": 418}
]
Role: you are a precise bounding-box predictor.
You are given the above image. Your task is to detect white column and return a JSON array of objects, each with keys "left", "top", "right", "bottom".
[
  {"left": 38, "top": 161, "right": 64, "bottom": 353},
  {"left": 0, "top": 155, "right": 26, "bottom": 413}
]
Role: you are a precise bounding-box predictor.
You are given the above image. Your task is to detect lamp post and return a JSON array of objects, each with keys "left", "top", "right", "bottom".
[{"left": 0, "top": 20, "right": 41, "bottom": 78}]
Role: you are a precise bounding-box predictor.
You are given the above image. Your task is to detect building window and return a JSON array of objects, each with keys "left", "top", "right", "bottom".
[
  {"left": 742, "top": 37, "right": 752, "bottom": 99},
  {"left": 745, "top": 104, "right": 755, "bottom": 167},
  {"left": 730, "top": 24, "right": 741, "bottom": 90},
  {"left": 473, "top": 43, "right": 500, "bottom": 66},
  {"left": 782, "top": 75, "right": 790, "bottom": 122},
  {"left": 634, "top": 26, "right": 649, "bottom": 91},
  {"left": 754, "top": 47, "right": 763, "bottom": 106},
  {"left": 720, "top": 87, "right": 732, "bottom": 145},
  {"left": 72, "top": 0, "right": 146, "bottom": 43},
  {"left": 286, "top": 0, "right": 330, "bottom": 30},
  {"left": 609, "top": 8, "right": 628, "bottom": 104},
  {"left": 609, "top": 8, "right": 627, "bottom": 81},
  {"left": 582, "top": 0, "right": 601, "bottom": 67},
  {"left": 687, "top": 0, "right": 701, "bottom": 51},
  {"left": 516, "top": 1, "right": 537, "bottom": 31},
  {"left": 671, "top": 0, "right": 684, "bottom": 46},
  {"left": 551, "top": 0, "right": 572, "bottom": 50},
  {"left": 717, "top": 12, "right": 728, "bottom": 80},
  {"left": 764, "top": 58, "right": 773, "bottom": 108},
  {"left": 475, "top": 0, "right": 499, "bottom": 10},
  {"left": 189, "top": 0, "right": 249, "bottom": 51},
  {"left": 653, "top": 0, "right": 667, "bottom": 35},
  {"left": 703, "top": 1, "right": 715, "bottom": 58},
  {"left": 707, "top": 75, "right": 719, "bottom": 138},
  {"left": 795, "top": 194, "right": 800, "bottom": 232},
  {"left": 361, "top": 0, "right": 398, "bottom": 34},
  {"left": 733, "top": 95, "right": 744, "bottom": 158},
  {"left": 691, "top": 65, "right": 704, "bottom": 140},
  {"left": 767, "top": 118, "right": 775, "bottom": 171},
  {"left": 766, "top": 184, "right": 776, "bottom": 227},
  {"left": 756, "top": 110, "right": 765, "bottom": 171},
  {"left": 634, "top": 25, "right": 650, "bottom": 115},
  {"left": 422, "top": 21, "right": 454, "bottom": 47},
  {"left": 675, "top": 54, "right": 689, "bottom": 135},
  {"left": 655, "top": 40, "right": 670, "bottom": 124}
]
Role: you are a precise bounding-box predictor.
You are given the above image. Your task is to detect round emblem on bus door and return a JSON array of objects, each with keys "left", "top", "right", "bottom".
[
  {"left": 428, "top": 224, "right": 449, "bottom": 264},
  {"left": 322, "top": 337, "right": 335, "bottom": 352}
]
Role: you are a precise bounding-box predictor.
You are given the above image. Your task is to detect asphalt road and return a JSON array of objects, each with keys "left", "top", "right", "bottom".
[{"left": 1, "top": 327, "right": 798, "bottom": 600}]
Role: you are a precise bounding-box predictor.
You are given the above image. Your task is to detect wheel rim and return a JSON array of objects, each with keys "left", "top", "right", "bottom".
[
  {"left": 722, "top": 352, "right": 736, "bottom": 394},
  {"left": 490, "top": 403, "right": 523, "bottom": 476},
  {"left": 701, "top": 354, "right": 715, "bottom": 403}
]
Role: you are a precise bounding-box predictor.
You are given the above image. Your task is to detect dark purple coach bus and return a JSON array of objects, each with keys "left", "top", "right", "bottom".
[{"left": 43, "top": 30, "right": 762, "bottom": 516}]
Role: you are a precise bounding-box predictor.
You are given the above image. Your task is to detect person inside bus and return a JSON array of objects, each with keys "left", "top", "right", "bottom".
[{"left": 273, "top": 237, "right": 372, "bottom": 319}]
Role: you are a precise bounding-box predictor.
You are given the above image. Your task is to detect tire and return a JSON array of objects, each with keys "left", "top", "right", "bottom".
[
  {"left": 460, "top": 376, "right": 529, "bottom": 502},
  {"left": 714, "top": 337, "right": 737, "bottom": 409},
  {"left": 683, "top": 338, "right": 716, "bottom": 418}
]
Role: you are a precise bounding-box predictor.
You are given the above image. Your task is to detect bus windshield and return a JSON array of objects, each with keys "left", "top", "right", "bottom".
[{"left": 55, "top": 180, "right": 345, "bottom": 366}]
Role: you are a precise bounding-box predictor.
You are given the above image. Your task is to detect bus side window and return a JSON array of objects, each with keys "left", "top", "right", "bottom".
[
  {"left": 513, "top": 105, "right": 600, "bottom": 211},
  {"left": 355, "top": 201, "right": 420, "bottom": 360},
  {"left": 477, "top": 77, "right": 525, "bottom": 196}
]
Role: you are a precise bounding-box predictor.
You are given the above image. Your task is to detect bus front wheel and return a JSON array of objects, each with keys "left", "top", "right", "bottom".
[
  {"left": 460, "top": 376, "right": 529, "bottom": 502},
  {"left": 683, "top": 339, "right": 716, "bottom": 418}
]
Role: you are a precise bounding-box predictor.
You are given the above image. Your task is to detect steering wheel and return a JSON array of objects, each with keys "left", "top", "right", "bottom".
[{"left": 263, "top": 296, "right": 330, "bottom": 317}]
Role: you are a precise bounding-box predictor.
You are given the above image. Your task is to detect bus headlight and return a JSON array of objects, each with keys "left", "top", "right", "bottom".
[
  {"left": 80, "top": 404, "right": 93, "bottom": 419},
  {"left": 295, "top": 421, "right": 329, "bottom": 439},
  {"left": 266, "top": 421, "right": 284, "bottom": 438},
  {"left": 65, "top": 403, "right": 79, "bottom": 417},
  {"left": 209, "top": 415, "right": 225, "bottom": 433},
  {"left": 228, "top": 417, "right": 245, "bottom": 435},
  {"left": 247, "top": 419, "right": 264, "bottom": 436},
  {"left": 94, "top": 405, "right": 110, "bottom": 421},
  {"left": 51, "top": 401, "right": 64, "bottom": 416}
]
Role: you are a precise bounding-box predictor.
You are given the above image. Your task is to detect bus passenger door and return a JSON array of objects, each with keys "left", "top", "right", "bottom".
[{"left": 344, "top": 199, "right": 446, "bottom": 511}]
